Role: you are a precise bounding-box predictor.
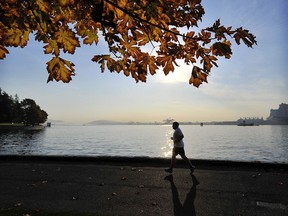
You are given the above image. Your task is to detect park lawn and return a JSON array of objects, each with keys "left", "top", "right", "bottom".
[
  {"left": 0, "top": 123, "right": 25, "bottom": 130},
  {"left": 0, "top": 123, "right": 24, "bottom": 127}
]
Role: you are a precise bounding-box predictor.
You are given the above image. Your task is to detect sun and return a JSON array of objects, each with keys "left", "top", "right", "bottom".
[{"left": 155, "top": 62, "right": 191, "bottom": 84}]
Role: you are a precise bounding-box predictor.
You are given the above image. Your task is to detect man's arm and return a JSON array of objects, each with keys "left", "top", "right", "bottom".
[
  {"left": 172, "top": 133, "right": 184, "bottom": 143},
  {"left": 174, "top": 134, "right": 184, "bottom": 143}
]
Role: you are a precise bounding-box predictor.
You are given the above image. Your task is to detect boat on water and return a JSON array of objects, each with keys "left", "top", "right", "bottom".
[
  {"left": 237, "top": 123, "right": 255, "bottom": 126},
  {"left": 237, "top": 120, "right": 258, "bottom": 126}
]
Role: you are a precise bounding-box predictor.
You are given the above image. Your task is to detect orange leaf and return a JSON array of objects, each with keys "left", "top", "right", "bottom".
[
  {"left": 36, "top": 0, "right": 51, "bottom": 13},
  {"left": 211, "top": 41, "right": 232, "bottom": 58},
  {"left": 189, "top": 66, "right": 208, "bottom": 87},
  {"left": 157, "top": 55, "right": 175, "bottom": 75},
  {"left": 58, "top": 0, "right": 75, "bottom": 6},
  {"left": 46, "top": 57, "right": 75, "bottom": 83},
  {"left": 148, "top": 56, "right": 158, "bottom": 75},
  {"left": 136, "top": 30, "right": 150, "bottom": 46}
]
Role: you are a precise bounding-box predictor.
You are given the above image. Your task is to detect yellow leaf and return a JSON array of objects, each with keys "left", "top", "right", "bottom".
[
  {"left": 46, "top": 57, "right": 75, "bottom": 83},
  {"left": 20, "top": 31, "right": 30, "bottom": 48},
  {"left": 80, "top": 29, "right": 99, "bottom": 45},
  {"left": 36, "top": 0, "right": 51, "bottom": 13},
  {"left": 115, "top": 0, "right": 128, "bottom": 19},
  {"left": 5, "top": 28, "right": 29, "bottom": 48},
  {"left": 58, "top": 0, "right": 75, "bottom": 6},
  {"left": 0, "top": 45, "right": 9, "bottom": 59},
  {"left": 44, "top": 40, "right": 60, "bottom": 56},
  {"left": 55, "top": 27, "right": 80, "bottom": 54}
]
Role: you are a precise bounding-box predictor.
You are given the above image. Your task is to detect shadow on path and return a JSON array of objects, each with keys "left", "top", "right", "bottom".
[{"left": 165, "top": 174, "right": 199, "bottom": 216}]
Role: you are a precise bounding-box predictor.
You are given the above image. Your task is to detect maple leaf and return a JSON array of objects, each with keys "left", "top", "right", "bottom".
[
  {"left": 58, "top": 0, "right": 75, "bottom": 7},
  {"left": 43, "top": 40, "right": 60, "bottom": 56},
  {"left": 234, "top": 27, "right": 257, "bottom": 47},
  {"left": 116, "top": 61, "right": 125, "bottom": 73},
  {"left": 55, "top": 27, "right": 80, "bottom": 54},
  {"left": 119, "top": 35, "right": 141, "bottom": 58},
  {"left": 46, "top": 57, "right": 75, "bottom": 83},
  {"left": 147, "top": 56, "right": 158, "bottom": 75},
  {"left": 0, "top": 46, "right": 9, "bottom": 59},
  {"left": 189, "top": 66, "right": 208, "bottom": 88},
  {"left": 75, "top": 20, "right": 101, "bottom": 45},
  {"left": 4, "top": 28, "right": 30, "bottom": 48},
  {"left": 145, "top": 1, "right": 158, "bottom": 20},
  {"left": 135, "top": 30, "right": 150, "bottom": 46},
  {"left": 113, "top": 0, "right": 128, "bottom": 19},
  {"left": 91, "top": 55, "right": 116, "bottom": 73},
  {"left": 157, "top": 55, "right": 175, "bottom": 75},
  {"left": 35, "top": 0, "right": 51, "bottom": 14},
  {"left": 81, "top": 29, "right": 99, "bottom": 45},
  {"left": 211, "top": 41, "right": 232, "bottom": 58},
  {"left": 0, "top": 0, "right": 257, "bottom": 87}
]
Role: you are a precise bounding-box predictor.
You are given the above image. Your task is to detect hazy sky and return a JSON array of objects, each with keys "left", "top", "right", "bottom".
[{"left": 1, "top": 0, "right": 287, "bottom": 124}]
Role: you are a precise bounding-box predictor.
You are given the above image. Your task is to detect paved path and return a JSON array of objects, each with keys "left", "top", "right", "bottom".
[{"left": 0, "top": 158, "right": 288, "bottom": 216}]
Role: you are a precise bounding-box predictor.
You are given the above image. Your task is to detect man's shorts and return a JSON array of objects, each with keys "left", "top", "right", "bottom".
[{"left": 173, "top": 147, "right": 185, "bottom": 156}]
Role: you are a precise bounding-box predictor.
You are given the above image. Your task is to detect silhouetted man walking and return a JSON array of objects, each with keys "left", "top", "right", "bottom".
[{"left": 165, "top": 122, "right": 195, "bottom": 174}]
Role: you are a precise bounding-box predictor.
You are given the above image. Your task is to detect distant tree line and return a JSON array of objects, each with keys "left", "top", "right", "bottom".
[{"left": 0, "top": 88, "right": 48, "bottom": 125}]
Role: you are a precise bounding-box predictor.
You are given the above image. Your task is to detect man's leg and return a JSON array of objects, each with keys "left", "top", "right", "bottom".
[
  {"left": 180, "top": 153, "right": 195, "bottom": 173},
  {"left": 165, "top": 149, "right": 176, "bottom": 173},
  {"left": 170, "top": 153, "right": 176, "bottom": 169}
]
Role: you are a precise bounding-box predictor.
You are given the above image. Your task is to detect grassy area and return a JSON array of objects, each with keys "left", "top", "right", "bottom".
[
  {"left": 0, "top": 123, "right": 24, "bottom": 126},
  {"left": 0, "top": 123, "right": 25, "bottom": 130}
]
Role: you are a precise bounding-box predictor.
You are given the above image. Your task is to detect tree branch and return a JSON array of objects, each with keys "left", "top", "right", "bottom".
[{"left": 104, "top": 0, "right": 197, "bottom": 40}]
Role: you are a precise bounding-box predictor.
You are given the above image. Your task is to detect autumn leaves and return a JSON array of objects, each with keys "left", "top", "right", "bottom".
[{"left": 0, "top": 0, "right": 257, "bottom": 87}]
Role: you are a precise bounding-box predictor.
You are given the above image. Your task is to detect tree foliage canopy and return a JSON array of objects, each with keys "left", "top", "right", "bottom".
[
  {"left": 0, "top": 0, "right": 257, "bottom": 87},
  {"left": 0, "top": 88, "right": 48, "bottom": 125}
]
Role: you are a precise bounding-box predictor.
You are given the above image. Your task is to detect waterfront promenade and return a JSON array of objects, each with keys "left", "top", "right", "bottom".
[{"left": 0, "top": 156, "right": 288, "bottom": 216}]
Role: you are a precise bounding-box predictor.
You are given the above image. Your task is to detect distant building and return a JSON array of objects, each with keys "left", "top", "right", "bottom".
[
  {"left": 267, "top": 103, "right": 288, "bottom": 124},
  {"left": 162, "top": 118, "right": 175, "bottom": 124},
  {"left": 237, "top": 117, "right": 265, "bottom": 125}
]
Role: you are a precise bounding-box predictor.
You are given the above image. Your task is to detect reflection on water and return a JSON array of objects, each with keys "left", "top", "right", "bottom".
[
  {"left": 0, "top": 125, "right": 288, "bottom": 163},
  {"left": 0, "top": 129, "right": 45, "bottom": 155},
  {"left": 161, "top": 128, "right": 173, "bottom": 157}
]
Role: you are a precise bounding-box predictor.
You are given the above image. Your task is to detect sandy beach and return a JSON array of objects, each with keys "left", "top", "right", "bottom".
[{"left": 1, "top": 156, "right": 288, "bottom": 216}]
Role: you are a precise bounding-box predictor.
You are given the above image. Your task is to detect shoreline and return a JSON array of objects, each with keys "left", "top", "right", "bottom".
[
  {"left": 0, "top": 124, "right": 45, "bottom": 130},
  {"left": 1, "top": 155, "right": 287, "bottom": 170}
]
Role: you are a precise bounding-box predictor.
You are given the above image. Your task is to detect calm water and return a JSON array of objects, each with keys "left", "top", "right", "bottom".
[{"left": 0, "top": 125, "right": 287, "bottom": 163}]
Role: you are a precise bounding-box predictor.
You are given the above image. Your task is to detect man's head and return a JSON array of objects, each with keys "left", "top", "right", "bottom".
[{"left": 172, "top": 121, "right": 179, "bottom": 129}]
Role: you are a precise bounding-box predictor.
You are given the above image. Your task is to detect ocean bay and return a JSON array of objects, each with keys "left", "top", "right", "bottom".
[{"left": 0, "top": 125, "right": 287, "bottom": 164}]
